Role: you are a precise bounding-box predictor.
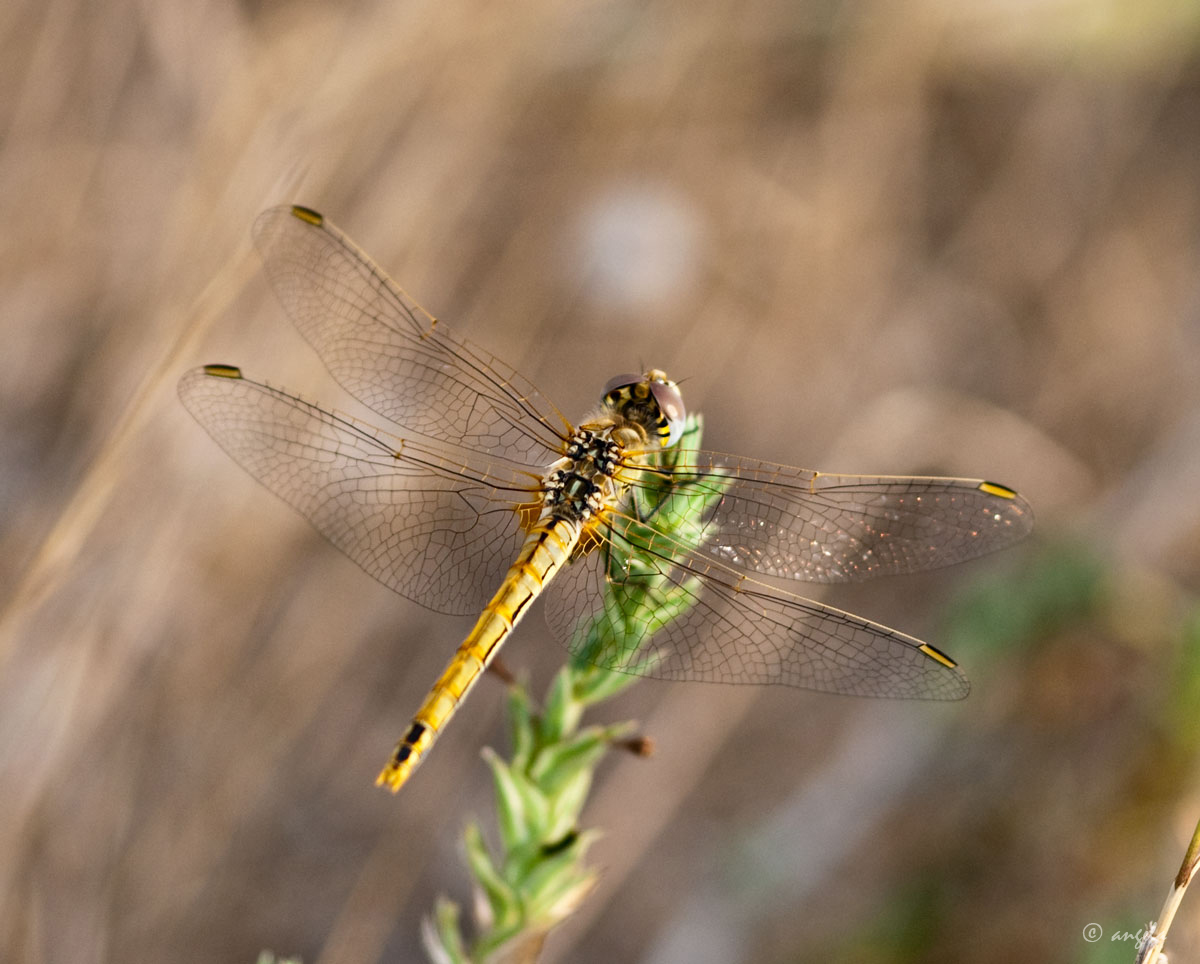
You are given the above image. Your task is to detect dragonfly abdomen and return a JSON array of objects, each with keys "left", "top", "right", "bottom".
[{"left": 376, "top": 518, "right": 582, "bottom": 792}]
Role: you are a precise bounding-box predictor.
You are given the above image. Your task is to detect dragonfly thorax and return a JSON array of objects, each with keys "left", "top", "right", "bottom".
[{"left": 542, "top": 428, "right": 628, "bottom": 524}]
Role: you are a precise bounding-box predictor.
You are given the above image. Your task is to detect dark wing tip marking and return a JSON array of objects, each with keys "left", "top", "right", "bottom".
[
  {"left": 290, "top": 205, "right": 324, "bottom": 226},
  {"left": 202, "top": 364, "right": 243, "bottom": 379},
  {"left": 917, "top": 642, "right": 958, "bottom": 669},
  {"left": 978, "top": 480, "right": 1018, "bottom": 499}
]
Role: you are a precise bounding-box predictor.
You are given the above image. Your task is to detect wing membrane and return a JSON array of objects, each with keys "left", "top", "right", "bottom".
[
  {"left": 542, "top": 509, "right": 968, "bottom": 699},
  {"left": 621, "top": 451, "right": 1033, "bottom": 584},
  {"left": 178, "top": 367, "right": 537, "bottom": 615},
  {"left": 252, "top": 205, "right": 570, "bottom": 463}
]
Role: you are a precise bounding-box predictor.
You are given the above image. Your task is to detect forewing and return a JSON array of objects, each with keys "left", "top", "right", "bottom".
[
  {"left": 542, "top": 511, "right": 968, "bottom": 699},
  {"left": 178, "top": 367, "right": 537, "bottom": 615},
  {"left": 252, "top": 205, "right": 570, "bottom": 463},
  {"left": 625, "top": 452, "right": 1033, "bottom": 584}
]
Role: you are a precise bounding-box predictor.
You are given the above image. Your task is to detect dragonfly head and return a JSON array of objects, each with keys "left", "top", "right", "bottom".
[{"left": 601, "top": 370, "right": 686, "bottom": 448}]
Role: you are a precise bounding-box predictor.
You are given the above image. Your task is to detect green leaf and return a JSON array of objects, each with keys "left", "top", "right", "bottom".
[
  {"left": 528, "top": 726, "right": 608, "bottom": 792},
  {"left": 520, "top": 830, "right": 600, "bottom": 924},
  {"left": 540, "top": 666, "right": 581, "bottom": 743},
  {"left": 506, "top": 684, "right": 535, "bottom": 771},
  {"left": 571, "top": 662, "right": 643, "bottom": 704},
  {"left": 470, "top": 918, "right": 534, "bottom": 961},
  {"left": 543, "top": 766, "right": 594, "bottom": 841},
  {"left": 462, "top": 821, "right": 518, "bottom": 930},
  {"left": 420, "top": 898, "right": 469, "bottom": 964},
  {"left": 483, "top": 749, "right": 551, "bottom": 849}
]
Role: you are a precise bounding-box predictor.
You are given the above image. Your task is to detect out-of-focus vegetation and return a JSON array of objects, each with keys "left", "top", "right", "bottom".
[{"left": 4, "top": 0, "right": 1200, "bottom": 962}]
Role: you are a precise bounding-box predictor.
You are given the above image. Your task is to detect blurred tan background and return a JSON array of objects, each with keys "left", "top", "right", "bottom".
[{"left": 4, "top": 0, "right": 1200, "bottom": 961}]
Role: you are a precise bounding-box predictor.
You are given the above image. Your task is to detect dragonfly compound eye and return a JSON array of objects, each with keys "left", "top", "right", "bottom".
[
  {"left": 601, "top": 370, "right": 687, "bottom": 448},
  {"left": 648, "top": 376, "right": 686, "bottom": 448},
  {"left": 602, "top": 372, "right": 644, "bottom": 398}
]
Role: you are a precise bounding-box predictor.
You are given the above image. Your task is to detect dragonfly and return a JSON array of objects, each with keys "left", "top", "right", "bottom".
[{"left": 179, "top": 204, "right": 1033, "bottom": 793}]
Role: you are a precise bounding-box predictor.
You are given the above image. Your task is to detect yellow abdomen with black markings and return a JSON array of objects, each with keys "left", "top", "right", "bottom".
[{"left": 376, "top": 517, "right": 583, "bottom": 792}]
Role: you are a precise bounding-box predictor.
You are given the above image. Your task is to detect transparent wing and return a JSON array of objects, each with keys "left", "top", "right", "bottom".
[
  {"left": 542, "top": 510, "right": 969, "bottom": 699},
  {"left": 620, "top": 452, "right": 1033, "bottom": 584},
  {"left": 178, "top": 366, "right": 540, "bottom": 616},
  {"left": 252, "top": 205, "right": 571, "bottom": 462}
]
